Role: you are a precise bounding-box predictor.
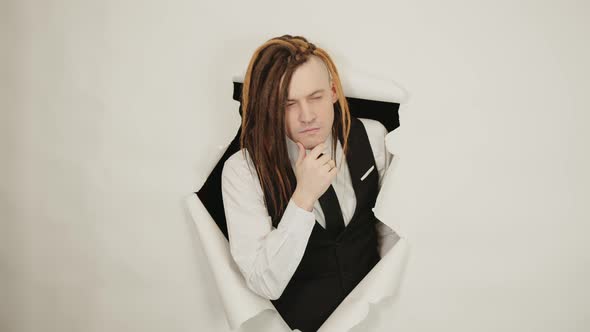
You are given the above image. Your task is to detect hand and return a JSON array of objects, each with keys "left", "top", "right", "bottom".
[{"left": 291, "top": 142, "right": 338, "bottom": 211}]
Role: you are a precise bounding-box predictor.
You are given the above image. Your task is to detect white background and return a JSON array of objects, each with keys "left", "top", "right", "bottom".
[{"left": 1, "top": 0, "right": 589, "bottom": 331}]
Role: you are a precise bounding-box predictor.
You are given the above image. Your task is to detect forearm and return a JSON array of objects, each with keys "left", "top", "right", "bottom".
[{"left": 229, "top": 198, "right": 316, "bottom": 300}]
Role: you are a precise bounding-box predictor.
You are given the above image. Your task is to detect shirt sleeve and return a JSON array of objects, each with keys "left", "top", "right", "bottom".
[
  {"left": 360, "top": 118, "right": 401, "bottom": 258},
  {"left": 221, "top": 153, "right": 317, "bottom": 300}
]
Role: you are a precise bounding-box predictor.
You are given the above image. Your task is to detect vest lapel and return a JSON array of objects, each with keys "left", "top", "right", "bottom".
[{"left": 338, "top": 117, "right": 379, "bottom": 221}]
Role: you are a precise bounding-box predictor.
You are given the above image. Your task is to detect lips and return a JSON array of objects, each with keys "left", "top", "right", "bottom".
[{"left": 301, "top": 127, "right": 319, "bottom": 133}]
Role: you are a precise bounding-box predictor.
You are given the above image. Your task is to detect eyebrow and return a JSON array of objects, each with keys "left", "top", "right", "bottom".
[{"left": 287, "top": 89, "right": 325, "bottom": 102}]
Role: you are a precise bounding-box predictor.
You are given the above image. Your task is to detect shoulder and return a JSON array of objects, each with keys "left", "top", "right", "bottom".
[
  {"left": 355, "top": 118, "right": 392, "bottom": 176},
  {"left": 223, "top": 148, "right": 255, "bottom": 178},
  {"left": 222, "top": 148, "right": 262, "bottom": 191},
  {"left": 221, "top": 148, "right": 265, "bottom": 204},
  {"left": 356, "top": 117, "right": 388, "bottom": 150},
  {"left": 357, "top": 117, "right": 388, "bottom": 138}
]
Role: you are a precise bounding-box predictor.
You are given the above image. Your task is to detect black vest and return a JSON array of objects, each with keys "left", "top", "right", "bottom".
[{"left": 268, "top": 116, "right": 381, "bottom": 332}]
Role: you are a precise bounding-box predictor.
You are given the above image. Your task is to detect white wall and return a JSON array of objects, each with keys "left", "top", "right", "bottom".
[{"left": 2, "top": 0, "right": 589, "bottom": 331}]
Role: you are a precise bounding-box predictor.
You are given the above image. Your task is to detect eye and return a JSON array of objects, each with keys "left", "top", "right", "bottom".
[{"left": 312, "top": 96, "right": 322, "bottom": 100}]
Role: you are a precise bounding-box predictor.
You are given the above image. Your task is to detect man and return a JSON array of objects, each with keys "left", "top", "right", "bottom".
[{"left": 221, "top": 35, "right": 399, "bottom": 332}]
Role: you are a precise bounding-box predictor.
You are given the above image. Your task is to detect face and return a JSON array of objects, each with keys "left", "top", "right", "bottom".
[{"left": 283, "top": 56, "right": 338, "bottom": 150}]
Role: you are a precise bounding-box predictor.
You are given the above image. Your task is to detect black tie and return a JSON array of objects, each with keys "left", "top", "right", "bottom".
[{"left": 318, "top": 184, "right": 346, "bottom": 237}]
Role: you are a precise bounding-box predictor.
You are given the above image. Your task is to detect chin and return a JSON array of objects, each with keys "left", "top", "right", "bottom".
[
  {"left": 292, "top": 126, "right": 329, "bottom": 148},
  {"left": 300, "top": 135, "right": 327, "bottom": 150}
]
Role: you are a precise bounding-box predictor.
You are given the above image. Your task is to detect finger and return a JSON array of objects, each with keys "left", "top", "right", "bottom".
[
  {"left": 296, "top": 142, "right": 306, "bottom": 165},
  {"left": 322, "top": 160, "right": 336, "bottom": 172},
  {"left": 328, "top": 165, "right": 339, "bottom": 177},
  {"left": 315, "top": 153, "right": 331, "bottom": 165},
  {"left": 308, "top": 143, "right": 326, "bottom": 160}
]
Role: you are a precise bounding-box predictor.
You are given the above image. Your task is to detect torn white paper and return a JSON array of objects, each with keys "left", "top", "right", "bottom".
[{"left": 185, "top": 150, "right": 410, "bottom": 332}]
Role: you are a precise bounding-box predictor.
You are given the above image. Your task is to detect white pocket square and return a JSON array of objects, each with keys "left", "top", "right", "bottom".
[{"left": 360, "top": 165, "right": 375, "bottom": 181}]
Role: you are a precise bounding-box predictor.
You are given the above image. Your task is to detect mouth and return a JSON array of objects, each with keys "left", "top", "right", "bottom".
[{"left": 300, "top": 127, "right": 319, "bottom": 133}]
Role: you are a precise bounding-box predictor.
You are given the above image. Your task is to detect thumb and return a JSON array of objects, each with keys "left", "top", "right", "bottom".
[{"left": 296, "top": 142, "right": 306, "bottom": 165}]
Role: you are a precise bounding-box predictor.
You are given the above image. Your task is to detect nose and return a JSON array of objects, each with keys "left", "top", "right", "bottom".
[{"left": 298, "top": 101, "right": 316, "bottom": 124}]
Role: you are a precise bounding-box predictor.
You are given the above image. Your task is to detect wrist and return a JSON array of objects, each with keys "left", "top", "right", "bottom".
[{"left": 292, "top": 187, "right": 315, "bottom": 212}]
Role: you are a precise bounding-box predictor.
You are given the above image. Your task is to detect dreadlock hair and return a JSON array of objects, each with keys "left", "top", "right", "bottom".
[{"left": 239, "top": 34, "right": 352, "bottom": 226}]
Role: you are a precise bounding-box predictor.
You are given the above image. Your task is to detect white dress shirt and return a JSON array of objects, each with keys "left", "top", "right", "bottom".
[{"left": 221, "top": 118, "right": 399, "bottom": 300}]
